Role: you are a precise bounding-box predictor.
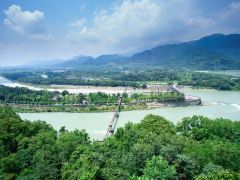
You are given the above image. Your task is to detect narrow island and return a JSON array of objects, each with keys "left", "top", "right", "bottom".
[{"left": 0, "top": 82, "right": 201, "bottom": 113}]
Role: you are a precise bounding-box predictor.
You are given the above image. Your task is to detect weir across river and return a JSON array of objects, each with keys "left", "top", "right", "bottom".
[{"left": 169, "top": 84, "right": 202, "bottom": 105}]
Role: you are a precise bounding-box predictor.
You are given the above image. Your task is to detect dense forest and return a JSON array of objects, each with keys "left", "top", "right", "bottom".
[
  {"left": 0, "top": 106, "right": 239, "bottom": 179},
  {"left": 2, "top": 68, "right": 240, "bottom": 90}
]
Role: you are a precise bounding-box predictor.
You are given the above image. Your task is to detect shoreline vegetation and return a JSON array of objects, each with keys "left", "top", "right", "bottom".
[
  {"left": 0, "top": 102, "right": 189, "bottom": 113},
  {"left": 0, "top": 106, "right": 239, "bottom": 179},
  {"left": 0, "top": 85, "right": 189, "bottom": 113},
  {"left": 1, "top": 68, "right": 240, "bottom": 91}
]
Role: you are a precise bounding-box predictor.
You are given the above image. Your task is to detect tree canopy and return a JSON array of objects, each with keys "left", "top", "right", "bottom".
[{"left": 0, "top": 106, "right": 239, "bottom": 179}]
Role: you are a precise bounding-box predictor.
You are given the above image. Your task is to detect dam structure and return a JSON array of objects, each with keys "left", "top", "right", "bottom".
[{"left": 169, "top": 84, "right": 202, "bottom": 105}]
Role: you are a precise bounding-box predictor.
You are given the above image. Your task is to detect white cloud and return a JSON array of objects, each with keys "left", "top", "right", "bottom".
[
  {"left": 1, "top": 1, "right": 240, "bottom": 66},
  {"left": 4, "top": 5, "right": 53, "bottom": 41},
  {"left": 66, "top": 0, "right": 240, "bottom": 55},
  {"left": 67, "top": 0, "right": 168, "bottom": 52},
  {"left": 66, "top": 0, "right": 202, "bottom": 54},
  {"left": 217, "top": 2, "right": 240, "bottom": 31},
  {"left": 69, "top": 18, "right": 87, "bottom": 30}
]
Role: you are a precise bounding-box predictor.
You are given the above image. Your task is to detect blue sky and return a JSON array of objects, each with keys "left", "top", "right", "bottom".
[{"left": 0, "top": 0, "right": 240, "bottom": 66}]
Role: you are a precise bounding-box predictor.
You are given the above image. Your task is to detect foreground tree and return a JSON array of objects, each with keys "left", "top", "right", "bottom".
[
  {"left": 142, "top": 155, "right": 177, "bottom": 179},
  {"left": 196, "top": 170, "right": 240, "bottom": 180},
  {"left": 1, "top": 106, "right": 240, "bottom": 179}
]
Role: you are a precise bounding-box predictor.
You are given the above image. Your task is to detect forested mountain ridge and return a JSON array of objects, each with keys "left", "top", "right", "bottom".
[
  {"left": 127, "top": 34, "right": 240, "bottom": 69},
  {"left": 52, "top": 34, "right": 240, "bottom": 70}
]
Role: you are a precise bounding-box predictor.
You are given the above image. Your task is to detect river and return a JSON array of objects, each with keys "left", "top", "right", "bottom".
[
  {"left": 0, "top": 76, "right": 147, "bottom": 94},
  {"left": 0, "top": 76, "right": 240, "bottom": 140}
]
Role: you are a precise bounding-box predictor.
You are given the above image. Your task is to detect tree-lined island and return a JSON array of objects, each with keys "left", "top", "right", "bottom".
[{"left": 0, "top": 84, "right": 186, "bottom": 113}]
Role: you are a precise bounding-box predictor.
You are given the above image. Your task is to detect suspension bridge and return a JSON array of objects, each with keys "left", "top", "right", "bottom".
[
  {"left": 104, "top": 84, "right": 201, "bottom": 138},
  {"left": 104, "top": 87, "right": 127, "bottom": 138},
  {"left": 169, "top": 84, "right": 201, "bottom": 105}
]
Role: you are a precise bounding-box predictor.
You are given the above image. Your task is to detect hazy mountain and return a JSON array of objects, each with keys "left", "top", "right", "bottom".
[
  {"left": 128, "top": 34, "right": 240, "bottom": 69},
  {"left": 96, "top": 54, "right": 124, "bottom": 62},
  {"left": 26, "top": 33, "right": 240, "bottom": 70},
  {"left": 194, "top": 34, "right": 240, "bottom": 49},
  {"left": 55, "top": 54, "right": 125, "bottom": 68},
  {"left": 58, "top": 56, "right": 94, "bottom": 67}
]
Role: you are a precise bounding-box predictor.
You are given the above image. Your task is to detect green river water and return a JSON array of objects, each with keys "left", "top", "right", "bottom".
[
  {"left": 1, "top": 76, "right": 240, "bottom": 140},
  {"left": 19, "top": 88, "right": 240, "bottom": 140}
]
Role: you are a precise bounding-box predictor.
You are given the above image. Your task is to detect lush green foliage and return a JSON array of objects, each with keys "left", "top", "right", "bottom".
[
  {"left": 196, "top": 170, "right": 240, "bottom": 180},
  {"left": 0, "top": 107, "right": 239, "bottom": 179},
  {"left": 1, "top": 71, "right": 143, "bottom": 88},
  {"left": 0, "top": 85, "right": 184, "bottom": 105},
  {"left": 142, "top": 155, "right": 177, "bottom": 179},
  {"left": 0, "top": 85, "right": 86, "bottom": 105},
  {"left": 177, "top": 115, "right": 240, "bottom": 143},
  {"left": 0, "top": 106, "right": 90, "bottom": 179},
  {"left": 0, "top": 86, "right": 184, "bottom": 113},
  {"left": 2, "top": 68, "right": 240, "bottom": 91}
]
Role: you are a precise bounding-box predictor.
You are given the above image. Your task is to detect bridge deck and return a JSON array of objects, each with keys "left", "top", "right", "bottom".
[
  {"left": 105, "top": 87, "right": 126, "bottom": 138},
  {"left": 170, "top": 84, "right": 201, "bottom": 104}
]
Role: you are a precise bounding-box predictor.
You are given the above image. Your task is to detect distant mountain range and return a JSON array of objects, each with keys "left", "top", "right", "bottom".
[
  {"left": 28, "top": 33, "right": 240, "bottom": 70},
  {"left": 58, "top": 54, "right": 125, "bottom": 68},
  {"left": 127, "top": 34, "right": 240, "bottom": 69}
]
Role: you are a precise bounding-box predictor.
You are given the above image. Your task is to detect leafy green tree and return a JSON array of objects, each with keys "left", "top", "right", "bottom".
[
  {"left": 201, "top": 163, "right": 223, "bottom": 175},
  {"left": 56, "top": 130, "right": 90, "bottom": 163},
  {"left": 61, "top": 144, "right": 102, "bottom": 180},
  {"left": 139, "top": 114, "right": 176, "bottom": 135},
  {"left": 62, "top": 90, "right": 69, "bottom": 96},
  {"left": 125, "top": 143, "right": 155, "bottom": 176},
  {"left": 184, "top": 140, "right": 240, "bottom": 172},
  {"left": 177, "top": 116, "right": 240, "bottom": 143},
  {"left": 142, "top": 155, "right": 177, "bottom": 180},
  {"left": 175, "top": 154, "right": 200, "bottom": 179},
  {"left": 196, "top": 170, "right": 240, "bottom": 180},
  {"left": 1, "top": 106, "right": 240, "bottom": 180}
]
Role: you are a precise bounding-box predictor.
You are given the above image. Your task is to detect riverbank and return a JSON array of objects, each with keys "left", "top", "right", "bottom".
[
  {"left": 1, "top": 75, "right": 240, "bottom": 96},
  {"left": 10, "top": 80, "right": 240, "bottom": 93},
  {"left": 2, "top": 104, "right": 146, "bottom": 113},
  {"left": 13, "top": 85, "right": 240, "bottom": 139},
  {"left": 0, "top": 76, "right": 147, "bottom": 94},
  {"left": 1, "top": 101, "right": 192, "bottom": 113},
  {"left": 0, "top": 80, "right": 188, "bottom": 113}
]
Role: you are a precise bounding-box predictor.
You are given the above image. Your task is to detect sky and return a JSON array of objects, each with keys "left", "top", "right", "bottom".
[{"left": 0, "top": 0, "right": 240, "bottom": 67}]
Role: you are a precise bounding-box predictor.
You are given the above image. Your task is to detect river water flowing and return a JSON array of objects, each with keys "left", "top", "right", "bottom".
[{"left": 0, "top": 76, "right": 240, "bottom": 140}]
